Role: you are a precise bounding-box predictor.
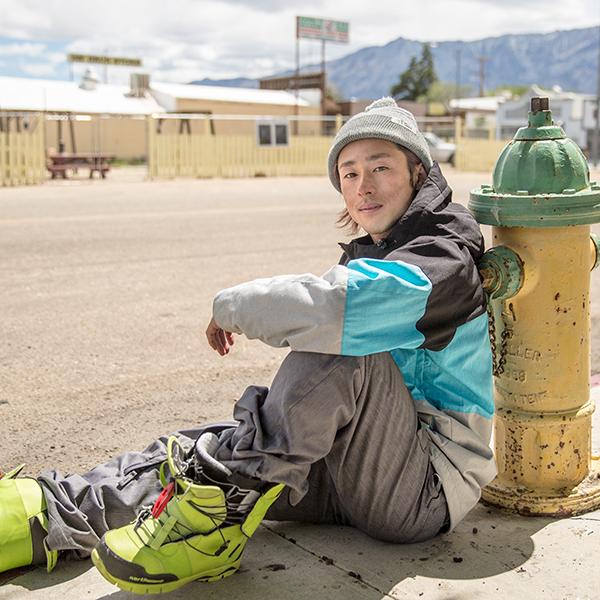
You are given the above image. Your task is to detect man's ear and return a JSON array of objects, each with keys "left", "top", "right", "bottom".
[{"left": 412, "top": 164, "right": 425, "bottom": 189}]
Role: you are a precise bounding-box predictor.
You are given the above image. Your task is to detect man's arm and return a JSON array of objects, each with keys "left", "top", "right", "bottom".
[{"left": 210, "top": 239, "right": 479, "bottom": 356}]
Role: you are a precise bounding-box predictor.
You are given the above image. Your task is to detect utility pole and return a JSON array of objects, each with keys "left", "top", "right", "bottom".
[
  {"left": 295, "top": 20, "right": 300, "bottom": 136},
  {"left": 477, "top": 55, "right": 490, "bottom": 97},
  {"left": 455, "top": 44, "right": 462, "bottom": 103},
  {"left": 321, "top": 38, "right": 327, "bottom": 134}
]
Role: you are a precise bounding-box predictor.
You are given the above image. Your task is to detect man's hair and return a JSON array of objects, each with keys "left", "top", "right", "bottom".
[{"left": 336, "top": 145, "right": 427, "bottom": 235}]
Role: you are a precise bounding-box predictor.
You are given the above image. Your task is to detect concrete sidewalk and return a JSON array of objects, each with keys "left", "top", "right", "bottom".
[{"left": 2, "top": 397, "right": 599, "bottom": 600}]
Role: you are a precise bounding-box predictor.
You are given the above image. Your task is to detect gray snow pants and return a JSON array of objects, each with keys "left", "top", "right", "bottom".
[{"left": 38, "top": 351, "right": 449, "bottom": 557}]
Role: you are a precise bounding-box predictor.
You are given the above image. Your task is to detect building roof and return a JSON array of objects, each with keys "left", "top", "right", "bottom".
[
  {"left": 0, "top": 75, "right": 311, "bottom": 115},
  {"left": 0, "top": 75, "right": 164, "bottom": 115},
  {"left": 498, "top": 84, "right": 595, "bottom": 124},
  {"left": 449, "top": 96, "right": 506, "bottom": 112},
  {"left": 527, "top": 83, "right": 594, "bottom": 101},
  {"left": 150, "top": 82, "right": 309, "bottom": 108}
]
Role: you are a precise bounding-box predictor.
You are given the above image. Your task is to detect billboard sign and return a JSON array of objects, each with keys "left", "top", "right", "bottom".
[
  {"left": 67, "top": 53, "right": 142, "bottom": 67},
  {"left": 296, "top": 16, "right": 349, "bottom": 43},
  {"left": 260, "top": 72, "right": 325, "bottom": 91}
]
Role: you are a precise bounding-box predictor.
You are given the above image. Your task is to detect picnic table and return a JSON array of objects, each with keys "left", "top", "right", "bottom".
[{"left": 47, "top": 153, "right": 115, "bottom": 179}]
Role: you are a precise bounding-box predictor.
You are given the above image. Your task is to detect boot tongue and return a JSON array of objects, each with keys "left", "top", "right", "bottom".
[{"left": 195, "top": 433, "right": 232, "bottom": 478}]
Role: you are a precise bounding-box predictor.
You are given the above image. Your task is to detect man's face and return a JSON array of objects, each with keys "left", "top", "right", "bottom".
[{"left": 337, "top": 139, "right": 419, "bottom": 242}]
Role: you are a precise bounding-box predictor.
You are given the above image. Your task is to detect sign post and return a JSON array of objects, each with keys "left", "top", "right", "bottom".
[{"left": 295, "top": 16, "right": 349, "bottom": 133}]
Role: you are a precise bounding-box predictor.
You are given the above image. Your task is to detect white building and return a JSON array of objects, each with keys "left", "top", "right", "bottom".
[
  {"left": 449, "top": 95, "right": 507, "bottom": 136},
  {"left": 496, "top": 84, "right": 594, "bottom": 150}
]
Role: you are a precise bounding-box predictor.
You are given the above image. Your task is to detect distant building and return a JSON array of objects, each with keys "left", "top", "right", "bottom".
[
  {"left": 149, "top": 79, "right": 317, "bottom": 136},
  {"left": 496, "top": 84, "right": 594, "bottom": 150},
  {"left": 449, "top": 95, "right": 508, "bottom": 138},
  {"left": 0, "top": 71, "right": 318, "bottom": 158}
]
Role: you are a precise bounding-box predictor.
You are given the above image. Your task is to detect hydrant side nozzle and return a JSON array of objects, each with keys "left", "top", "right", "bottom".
[{"left": 478, "top": 246, "right": 524, "bottom": 301}]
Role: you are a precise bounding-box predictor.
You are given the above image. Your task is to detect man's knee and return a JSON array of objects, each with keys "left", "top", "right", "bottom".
[
  {"left": 280, "top": 351, "right": 364, "bottom": 374},
  {"left": 269, "top": 351, "right": 366, "bottom": 405}
]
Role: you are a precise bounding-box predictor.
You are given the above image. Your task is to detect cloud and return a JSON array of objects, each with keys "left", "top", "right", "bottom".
[
  {"left": 47, "top": 51, "right": 65, "bottom": 64},
  {"left": 213, "top": 0, "right": 309, "bottom": 11},
  {"left": 21, "top": 62, "right": 56, "bottom": 77},
  {"left": 0, "top": 41, "right": 45, "bottom": 56},
  {"left": 0, "top": 0, "right": 597, "bottom": 83}
]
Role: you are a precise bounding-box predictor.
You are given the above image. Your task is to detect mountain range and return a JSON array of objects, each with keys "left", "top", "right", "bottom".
[{"left": 193, "top": 26, "right": 599, "bottom": 99}]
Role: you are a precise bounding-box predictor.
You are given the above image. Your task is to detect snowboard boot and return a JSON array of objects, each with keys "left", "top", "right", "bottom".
[
  {"left": 92, "top": 434, "right": 285, "bottom": 595},
  {"left": 0, "top": 465, "right": 58, "bottom": 573}
]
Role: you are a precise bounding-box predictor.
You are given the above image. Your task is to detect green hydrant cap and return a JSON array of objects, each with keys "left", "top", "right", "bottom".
[{"left": 469, "top": 96, "right": 600, "bottom": 227}]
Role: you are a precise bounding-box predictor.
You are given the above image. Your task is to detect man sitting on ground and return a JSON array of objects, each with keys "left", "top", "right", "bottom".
[{"left": 0, "top": 97, "right": 496, "bottom": 595}]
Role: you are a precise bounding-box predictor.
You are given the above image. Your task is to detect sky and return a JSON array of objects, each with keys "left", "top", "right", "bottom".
[{"left": 0, "top": 0, "right": 598, "bottom": 85}]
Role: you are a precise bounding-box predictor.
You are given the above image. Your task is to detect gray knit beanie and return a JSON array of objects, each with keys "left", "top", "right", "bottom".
[{"left": 327, "top": 97, "right": 433, "bottom": 192}]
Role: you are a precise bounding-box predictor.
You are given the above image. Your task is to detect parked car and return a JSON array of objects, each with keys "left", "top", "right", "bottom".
[{"left": 423, "top": 132, "right": 456, "bottom": 165}]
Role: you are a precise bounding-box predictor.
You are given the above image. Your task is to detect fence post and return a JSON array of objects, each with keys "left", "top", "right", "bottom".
[
  {"left": 454, "top": 116, "right": 462, "bottom": 170},
  {"left": 146, "top": 116, "right": 153, "bottom": 180},
  {"left": 335, "top": 113, "right": 343, "bottom": 133}
]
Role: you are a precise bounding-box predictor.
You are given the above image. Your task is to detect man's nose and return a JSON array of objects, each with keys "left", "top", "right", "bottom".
[{"left": 357, "top": 173, "right": 375, "bottom": 196}]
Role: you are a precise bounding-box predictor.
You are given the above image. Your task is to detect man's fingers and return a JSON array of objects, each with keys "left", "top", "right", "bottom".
[
  {"left": 205, "top": 318, "right": 233, "bottom": 356},
  {"left": 217, "top": 328, "right": 229, "bottom": 354}
]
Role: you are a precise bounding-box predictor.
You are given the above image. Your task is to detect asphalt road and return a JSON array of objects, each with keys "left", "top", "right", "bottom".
[{"left": 2, "top": 166, "right": 600, "bottom": 476}]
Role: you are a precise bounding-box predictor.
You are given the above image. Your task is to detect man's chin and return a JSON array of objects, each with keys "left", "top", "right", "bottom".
[{"left": 361, "top": 225, "right": 394, "bottom": 240}]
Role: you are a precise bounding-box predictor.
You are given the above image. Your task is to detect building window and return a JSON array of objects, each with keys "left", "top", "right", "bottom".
[
  {"left": 275, "top": 123, "right": 288, "bottom": 145},
  {"left": 257, "top": 120, "right": 289, "bottom": 147}
]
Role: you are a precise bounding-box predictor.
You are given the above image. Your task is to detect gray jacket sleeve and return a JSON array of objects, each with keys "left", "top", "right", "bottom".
[{"left": 212, "top": 268, "right": 348, "bottom": 354}]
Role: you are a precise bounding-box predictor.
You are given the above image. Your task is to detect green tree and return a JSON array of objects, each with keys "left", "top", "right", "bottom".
[
  {"left": 390, "top": 43, "right": 438, "bottom": 101},
  {"left": 423, "top": 81, "right": 472, "bottom": 104},
  {"left": 488, "top": 85, "right": 528, "bottom": 98}
]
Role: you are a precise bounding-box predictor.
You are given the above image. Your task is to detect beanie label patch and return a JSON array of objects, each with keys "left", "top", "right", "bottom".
[{"left": 389, "top": 116, "right": 416, "bottom": 131}]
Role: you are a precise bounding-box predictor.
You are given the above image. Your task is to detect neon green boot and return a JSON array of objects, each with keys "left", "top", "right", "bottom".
[
  {"left": 0, "top": 465, "right": 58, "bottom": 573},
  {"left": 91, "top": 435, "right": 284, "bottom": 595}
]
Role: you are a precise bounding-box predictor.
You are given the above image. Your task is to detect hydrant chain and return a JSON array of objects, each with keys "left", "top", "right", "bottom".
[{"left": 486, "top": 300, "right": 513, "bottom": 377}]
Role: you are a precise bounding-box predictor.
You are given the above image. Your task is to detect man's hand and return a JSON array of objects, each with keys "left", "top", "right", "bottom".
[{"left": 206, "top": 317, "right": 235, "bottom": 356}]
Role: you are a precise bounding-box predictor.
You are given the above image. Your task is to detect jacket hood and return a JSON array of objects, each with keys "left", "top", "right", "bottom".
[{"left": 339, "top": 162, "right": 484, "bottom": 264}]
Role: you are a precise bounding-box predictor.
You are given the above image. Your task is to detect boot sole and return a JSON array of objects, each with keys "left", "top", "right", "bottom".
[{"left": 91, "top": 547, "right": 239, "bottom": 595}]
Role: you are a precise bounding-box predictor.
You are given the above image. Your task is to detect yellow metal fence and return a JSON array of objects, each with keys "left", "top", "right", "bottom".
[
  {"left": 453, "top": 118, "right": 507, "bottom": 172},
  {"left": 147, "top": 116, "right": 336, "bottom": 179},
  {"left": 0, "top": 115, "right": 46, "bottom": 186},
  {"left": 454, "top": 137, "right": 507, "bottom": 172}
]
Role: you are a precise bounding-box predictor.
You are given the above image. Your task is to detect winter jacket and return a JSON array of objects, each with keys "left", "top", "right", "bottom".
[{"left": 213, "top": 163, "right": 496, "bottom": 529}]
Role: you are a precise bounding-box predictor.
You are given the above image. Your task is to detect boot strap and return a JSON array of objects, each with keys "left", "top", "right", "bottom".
[
  {"left": 149, "top": 515, "right": 178, "bottom": 551},
  {"left": 241, "top": 483, "right": 285, "bottom": 537}
]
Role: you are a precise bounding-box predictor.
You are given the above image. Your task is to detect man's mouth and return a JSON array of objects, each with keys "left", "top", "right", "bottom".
[{"left": 359, "top": 204, "right": 382, "bottom": 213}]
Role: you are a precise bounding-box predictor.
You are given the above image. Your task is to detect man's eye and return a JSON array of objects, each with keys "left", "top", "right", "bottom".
[
  {"left": 373, "top": 165, "right": 388, "bottom": 172},
  {"left": 343, "top": 172, "right": 356, "bottom": 179}
]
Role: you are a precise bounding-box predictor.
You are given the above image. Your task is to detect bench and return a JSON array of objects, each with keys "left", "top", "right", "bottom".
[{"left": 47, "top": 153, "right": 115, "bottom": 179}]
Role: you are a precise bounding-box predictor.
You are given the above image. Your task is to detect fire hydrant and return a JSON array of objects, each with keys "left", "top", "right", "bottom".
[{"left": 469, "top": 96, "right": 600, "bottom": 516}]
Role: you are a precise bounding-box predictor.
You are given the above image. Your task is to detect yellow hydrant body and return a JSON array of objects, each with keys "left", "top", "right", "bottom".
[{"left": 470, "top": 97, "right": 600, "bottom": 516}]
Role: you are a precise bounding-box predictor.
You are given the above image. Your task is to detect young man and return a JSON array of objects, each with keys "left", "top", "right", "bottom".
[{"left": 0, "top": 98, "right": 496, "bottom": 594}]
